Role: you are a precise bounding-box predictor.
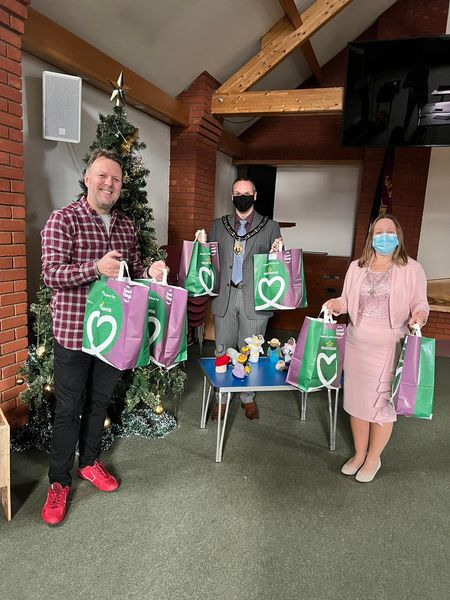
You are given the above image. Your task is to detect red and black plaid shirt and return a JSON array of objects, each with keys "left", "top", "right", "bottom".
[{"left": 41, "top": 197, "right": 147, "bottom": 350}]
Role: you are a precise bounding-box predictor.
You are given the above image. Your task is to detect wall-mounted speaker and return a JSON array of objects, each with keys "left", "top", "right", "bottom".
[{"left": 42, "top": 71, "right": 82, "bottom": 143}]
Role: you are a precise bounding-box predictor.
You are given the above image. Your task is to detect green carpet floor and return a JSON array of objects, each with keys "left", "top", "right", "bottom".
[{"left": 1, "top": 343, "right": 449, "bottom": 600}]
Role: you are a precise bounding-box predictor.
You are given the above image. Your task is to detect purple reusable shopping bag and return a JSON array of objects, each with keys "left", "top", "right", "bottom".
[
  {"left": 391, "top": 326, "right": 435, "bottom": 419},
  {"left": 136, "top": 272, "right": 188, "bottom": 369},
  {"left": 82, "top": 261, "right": 150, "bottom": 370}
]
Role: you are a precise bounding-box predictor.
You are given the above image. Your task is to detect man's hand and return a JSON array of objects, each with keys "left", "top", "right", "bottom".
[
  {"left": 97, "top": 250, "right": 122, "bottom": 277},
  {"left": 270, "top": 237, "right": 284, "bottom": 253},
  {"left": 148, "top": 260, "right": 167, "bottom": 282},
  {"left": 195, "top": 229, "right": 207, "bottom": 243}
]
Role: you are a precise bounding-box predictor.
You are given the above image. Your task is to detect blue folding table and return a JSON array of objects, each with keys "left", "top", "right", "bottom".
[{"left": 198, "top": 357, "right": 339, "bottom": 462}]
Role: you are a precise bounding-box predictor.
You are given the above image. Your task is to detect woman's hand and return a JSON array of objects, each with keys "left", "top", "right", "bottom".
[
  {"left": 408, "top": 310, "right": 427, "bottom": 329},
  {"left": 323, "top": 298, "right": 341, "bottom": 316}
]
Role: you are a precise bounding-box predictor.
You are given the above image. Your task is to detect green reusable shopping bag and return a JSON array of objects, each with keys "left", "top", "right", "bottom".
[
  {"left": 253, "top": 248, "right": 307, "bottom": 311},
  {"left": 286, "top": 311, "right": 346, "bottom": 392},
  {"left": 81, "top": 263, "right": 150, "bottom": 370},
  {"left": 135, "top": 275, "right": 188, "bottom": 370},
  {"left": 179, "top": 241, "right": 220, "bottom": 297},
  {"left": 391, "top": 327, "right": 435, "bottom": 419}
]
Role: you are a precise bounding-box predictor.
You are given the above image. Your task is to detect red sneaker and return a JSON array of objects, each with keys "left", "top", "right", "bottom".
[
  {"left": 41, "top": 482, "right": 70, "bottom": 526},
  {"left": 77, "top": 461, "right": 119, "bottom": 492}
]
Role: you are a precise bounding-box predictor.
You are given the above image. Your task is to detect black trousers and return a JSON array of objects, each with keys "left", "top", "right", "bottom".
[{"left": 49, "top": 340, "right": 122, "bottom": 487}]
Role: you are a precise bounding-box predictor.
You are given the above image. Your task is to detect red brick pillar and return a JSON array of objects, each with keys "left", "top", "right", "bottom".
[
  {"left": 169, "top": 72, "right": 223, "bottom": 246},
  {"left": 0, "top": 0, "right": 30, "bottom": 428}
]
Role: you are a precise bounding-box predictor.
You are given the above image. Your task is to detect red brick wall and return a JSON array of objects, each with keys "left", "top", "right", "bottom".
[
  {"left": 0, "top": 0, "right": 29, "bottom": 428},
  {"left": 241, "top": 0, "right": 450, "bottom": 337},
  {"left": 423, "top": 311, "right": 450, "bottom": 340},
  {"left": 169, "top": 72, "right": 223, "bottom": 245}
]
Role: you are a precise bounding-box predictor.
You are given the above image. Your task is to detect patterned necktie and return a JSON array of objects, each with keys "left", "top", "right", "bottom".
[{"left": 231, "top": 219, "right": 247, "bottom": 285}]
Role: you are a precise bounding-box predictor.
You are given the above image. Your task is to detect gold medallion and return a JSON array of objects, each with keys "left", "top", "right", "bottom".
[{"left": 234, "top": 240, "right": 243, "bottom": 255}]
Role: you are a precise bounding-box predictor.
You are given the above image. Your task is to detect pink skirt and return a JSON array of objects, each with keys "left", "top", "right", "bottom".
[{"left": 343, "top": 316, "right": 406, "bottom": 424}]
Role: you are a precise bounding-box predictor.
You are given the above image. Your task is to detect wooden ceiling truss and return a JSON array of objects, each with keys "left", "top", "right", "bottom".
[{"left": 212, "top": 0, "right": 354, "bottom": 119}]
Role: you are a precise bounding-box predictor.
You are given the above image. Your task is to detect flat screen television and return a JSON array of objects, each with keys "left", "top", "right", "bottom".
[{"left": 342, "top": 35, "right": 450, "bottom": 147}]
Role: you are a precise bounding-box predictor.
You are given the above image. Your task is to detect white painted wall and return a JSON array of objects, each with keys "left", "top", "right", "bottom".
[
  {"left": 23, "top": 53, "right": 170, "bottom": 299},
  {"left": 418, "top": 154, "right": 450, "bottom": 280},
  {"left": 417, "top": 4, "right": 450, "bottom": 280},
  {"left": 273, "top": 165, "right": 361, "bottom": 256},
  {"left": 214, "top": 151, "right": 236, "bottom": 218}
]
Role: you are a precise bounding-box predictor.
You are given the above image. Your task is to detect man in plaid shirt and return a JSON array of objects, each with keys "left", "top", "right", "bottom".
[{"left": 40, "top": 148, "right": 166, "bottom": 526}]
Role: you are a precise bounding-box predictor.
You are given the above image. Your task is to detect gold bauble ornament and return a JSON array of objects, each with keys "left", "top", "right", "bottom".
[
  {"left": 153, "top": 403, "right": 164, "bottom": 415},
  {"left": 43, "top": 383, "right": 53, "bottom": 395},
  {"left": 16, "top": 376, "right": 25, "bottom": 385},
  {"left": 36, "top": 345, "right": 47, "bottom": 358},
  {"left": 121, "top": 128, "right": 139, "bottom": 154},
  {"left": 104, "top": 416, "right": 112, "bottom": 429}
]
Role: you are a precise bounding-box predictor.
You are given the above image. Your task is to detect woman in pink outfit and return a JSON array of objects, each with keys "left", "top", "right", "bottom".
[{"left": 324, "top": 215, "right": 429, "bottom": 482}]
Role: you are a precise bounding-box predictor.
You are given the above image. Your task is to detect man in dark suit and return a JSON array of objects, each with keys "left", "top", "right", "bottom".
[{"left": 208, "top": 178, "right": 282, "bottom": 420}]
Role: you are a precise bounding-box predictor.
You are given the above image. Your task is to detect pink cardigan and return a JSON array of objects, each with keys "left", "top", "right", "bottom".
[{"left": 336, "top": 258, "right": 429, "bottom": 328}]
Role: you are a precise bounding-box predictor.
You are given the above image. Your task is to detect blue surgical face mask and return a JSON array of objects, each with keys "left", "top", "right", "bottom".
[{"left": 372, "top": 233, "right": 399, "bottom": 255}]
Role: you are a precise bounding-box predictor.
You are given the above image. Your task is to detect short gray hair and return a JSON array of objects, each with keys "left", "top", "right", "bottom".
[{"left": 86, "top": 148, "right": 123, "bottom": 170}]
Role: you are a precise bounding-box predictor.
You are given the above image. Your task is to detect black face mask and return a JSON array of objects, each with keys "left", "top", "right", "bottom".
[{"left": 233, "top": 194, "right": 255, "bottom": 213}]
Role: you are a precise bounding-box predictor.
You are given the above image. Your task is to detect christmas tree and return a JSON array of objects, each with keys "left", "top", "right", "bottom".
[{"left": 13, "top": 80, "right": 186, "bottom": 451}]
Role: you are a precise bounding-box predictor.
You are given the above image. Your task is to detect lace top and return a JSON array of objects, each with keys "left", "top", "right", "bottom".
[{"left": 359, "top": 267, "right": 392, "bottom": 318}]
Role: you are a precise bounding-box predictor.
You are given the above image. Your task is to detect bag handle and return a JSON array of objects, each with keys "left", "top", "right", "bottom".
[
  {"left": 117, "top": 260, "right": 130, "bottom": 281},
  {"left": 411, "top": 323, "right": 422, "bottom": 337},
  {"left": 319, "top": 307, "right": 336, "bottom": 324},
  {"left": 194, "top": 229, "right": 207, "bottom": 243},
  {"left": 149, "top": 268, "right": 169, "bottom": 286}
]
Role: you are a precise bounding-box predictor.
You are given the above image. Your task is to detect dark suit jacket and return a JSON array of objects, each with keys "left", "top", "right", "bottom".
[{"left": 208, "top": 211, "right": 281, "bottom": 320}]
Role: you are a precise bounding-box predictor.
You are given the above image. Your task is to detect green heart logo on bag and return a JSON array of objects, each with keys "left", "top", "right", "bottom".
[
  {"left": 82, "top": 282, "right": 123, "bottom": 356},
  {"left": 148, "top": 290, "right": 166, "bottom": 349},
  {"left": 86, "top": 312, "right": 118, "bottom": 354},
  {"left": 197, "top": 266, "right": 215, "bottom": 296},
  {"left": 316, "top": 352, "right": 338, "bottom": 387},
  {"left": 257, "top": 276, "right": 285, "bottom": 308},
  {"left": 148, "top": 316, "right": 162, "bottom": 346},
  {"left": 255, "top": 260, "right": 289, "bottom": 310}
]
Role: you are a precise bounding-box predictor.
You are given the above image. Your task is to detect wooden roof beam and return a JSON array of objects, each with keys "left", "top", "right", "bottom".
[
  {"left": 217, "top": 0, "right": 354, "bottom": 94},
  {"left": 279, "top": 0, "right": 323, "bottom": 83},
  {"left": 212, "top": 88, "right": 343, "bottom": 117},
  {"left": 23, "top": 8, "right": 190, "bottom": 127},
  {"left": 218, "top": 130, "right": 248, "bottom": 158},
  {"left": 261, "top": 16, "right": 294, "bottom": 48}
]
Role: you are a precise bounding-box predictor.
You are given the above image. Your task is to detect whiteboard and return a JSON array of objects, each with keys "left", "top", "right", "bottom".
[{"left": 273, "top": 165, "right": 361, "bottom": 257}]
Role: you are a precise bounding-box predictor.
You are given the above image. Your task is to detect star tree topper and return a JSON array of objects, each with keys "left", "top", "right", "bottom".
[{"left": 109, "top": 71, "right": 131, "bottom": 107}]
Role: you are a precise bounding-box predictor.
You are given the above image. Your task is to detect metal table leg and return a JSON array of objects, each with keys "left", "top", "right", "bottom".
[
  {"left": 200, "top": 376, "right": 212, "bottom": 429},
  {"left": 327, "top": 387, "right": 339, "bottom": 451},
  {"left": 215, "top": 391, "right": 231, "bottom": 463},
  {"left": 300, "top": 391, "right": 307, "bottom": 421}
]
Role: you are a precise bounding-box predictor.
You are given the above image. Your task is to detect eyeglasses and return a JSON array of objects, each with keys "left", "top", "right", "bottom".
[{"left": 233, "top": 192, "right": 254, "bottom": 196}]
